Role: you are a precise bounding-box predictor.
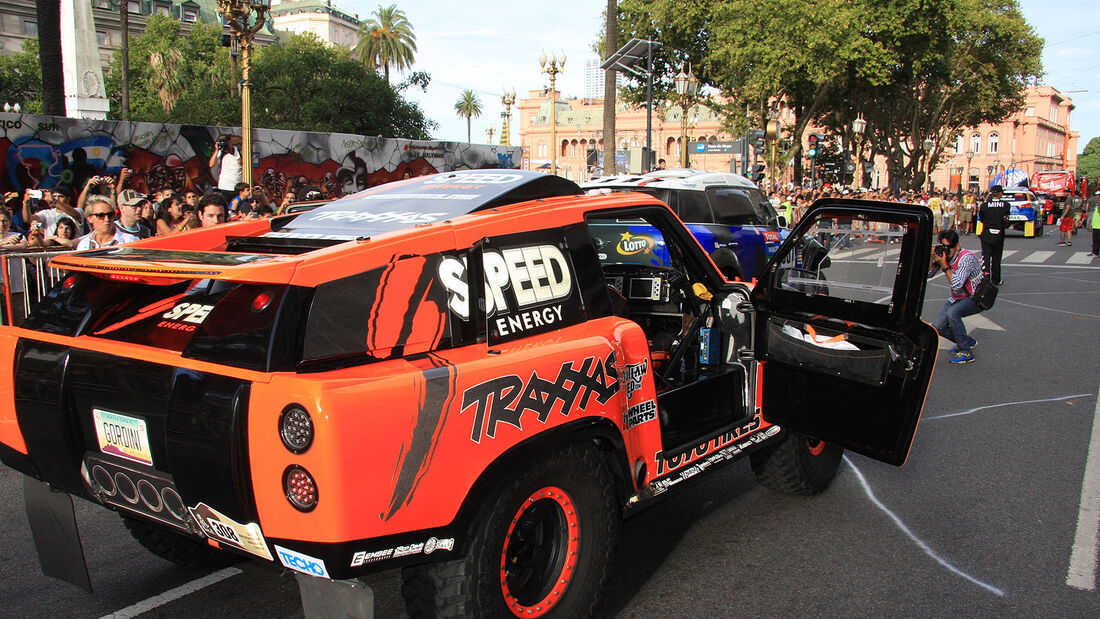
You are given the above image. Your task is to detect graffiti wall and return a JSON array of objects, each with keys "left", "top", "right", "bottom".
[{"left": 0, "top": 113, "right": 522, "bottom": 200}]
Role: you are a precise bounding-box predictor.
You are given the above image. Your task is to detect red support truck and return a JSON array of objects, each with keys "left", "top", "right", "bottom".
[{"left": 1031, "top": 169, "right": 1076, "bottom": 224}]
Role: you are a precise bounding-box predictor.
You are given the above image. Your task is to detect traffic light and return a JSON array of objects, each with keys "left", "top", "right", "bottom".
[
  {"left": 807, "top": 133, "right": 820, "bottom": 159},
  {"left": 752, "top": 164, "right": 766, "bottom": 183}
]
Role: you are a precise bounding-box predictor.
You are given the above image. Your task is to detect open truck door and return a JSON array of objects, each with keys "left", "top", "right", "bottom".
[{"left": 750, "top": 200, "right": 937, "bottom": 466}]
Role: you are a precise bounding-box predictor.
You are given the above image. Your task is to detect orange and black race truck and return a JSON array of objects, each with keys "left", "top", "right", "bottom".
[{"left": 0, "top": 170, "right": 937, "bottom": 618}]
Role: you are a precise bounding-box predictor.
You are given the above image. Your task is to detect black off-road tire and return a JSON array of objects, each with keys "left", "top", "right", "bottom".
[
  {"left": 122, "top": 515, "right": 241, "bottom": 569},
  {"left": 401, "top": 443, "right": 620, "bottom": 619},
  {"left": 750, "top": 430, "right": 843, "bottom": 496}
]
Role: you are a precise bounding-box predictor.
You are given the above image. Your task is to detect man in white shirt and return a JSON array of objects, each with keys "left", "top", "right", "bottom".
[
  {"left": 208, "top": 136, "right": 242, "bottom": 203},
  {"left": 76, "top": 198, "right": 139, "bottom": 250}
]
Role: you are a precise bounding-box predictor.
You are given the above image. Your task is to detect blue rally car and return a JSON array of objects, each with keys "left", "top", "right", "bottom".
[{"left": 583, "top": 170, "right": 818, "bottom": 279}]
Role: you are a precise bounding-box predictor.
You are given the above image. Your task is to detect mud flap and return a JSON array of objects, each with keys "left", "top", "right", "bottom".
[
  {"left": 296, "top": 574, "right": 374, "bottom": 619},
  {"left": 23, "top": 476, "right": 92, "bottom": 592}
]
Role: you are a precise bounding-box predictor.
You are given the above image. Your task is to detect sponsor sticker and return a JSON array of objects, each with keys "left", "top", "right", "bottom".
[
  {"left": 275, "top": 545, "right": 330, "bottom": 578},
  {"left": 460, "top": 352, "right": 620, "bottom": 443},
  {"left": 189, "top": 502, "right": 273, "bottom": 560},
  {"left": 616, "top": 232, "right": 656, "bottom": 256},
  {"left": 622, "top": 359, "right": 649, "bottom": 400},
  {"left": 92, "top": 408, "right": 153, "bottom": 467},
  {"left": 350, "top": 537, "right": 455, "bottom": 567},
  {"left": 624, "top": 400, "right": 657, "bottom": 431},
  {"left": 438, "top": 241, "right": 583, "bottom": 342}
]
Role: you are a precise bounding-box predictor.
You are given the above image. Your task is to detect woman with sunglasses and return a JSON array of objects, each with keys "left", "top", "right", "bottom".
[{"left": 76, "top": 199, "right": 139, "bottom": 250}]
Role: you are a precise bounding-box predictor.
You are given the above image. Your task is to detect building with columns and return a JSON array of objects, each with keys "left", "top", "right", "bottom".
[
  {"left": 517, "top": 89, "right": 742, "bottom": 183},
  {"left": 929, "top": 86, "right": 1078, "bottom": 192},
  {"left": 517, "top": 84, "right": 1078, "bottom": 191}
]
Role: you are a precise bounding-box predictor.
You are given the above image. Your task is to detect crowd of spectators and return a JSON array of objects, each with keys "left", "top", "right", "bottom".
[
  {"left": 767, "top": 185, "right": 982, "bottom": 233},
  {"left": 0, "top": 168, "right": 298, "bottom": 255}
]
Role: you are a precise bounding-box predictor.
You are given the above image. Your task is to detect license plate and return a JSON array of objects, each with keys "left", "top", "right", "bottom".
[
  {"left": 1007, "top": 215, "right": 1027, "bottom": 221},
  {"left": 92, "top": 408, "right": 153, "bottom": 467}
]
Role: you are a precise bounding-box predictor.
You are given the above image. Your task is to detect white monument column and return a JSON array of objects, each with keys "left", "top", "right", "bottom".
[{"left": 61, "top": 0, "right": 110, "bottom": 119}]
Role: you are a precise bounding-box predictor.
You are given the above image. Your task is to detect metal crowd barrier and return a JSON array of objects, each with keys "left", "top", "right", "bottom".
[{"left": 0, "top": 248, "right": 75, "bottom": 326}]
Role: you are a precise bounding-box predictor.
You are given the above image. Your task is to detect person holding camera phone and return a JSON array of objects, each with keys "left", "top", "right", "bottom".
[
  {"left": 209, "top": 136, "right": 242, "bottom": 203},
  {"left": 928, "top": 228, "right": 985, "bottom": 364},
  {"left": 24, "top": 186, "right": 84, "bottom": 237},
  {"left": 156, "top": 194, "right": 197, "bottom": 235}
]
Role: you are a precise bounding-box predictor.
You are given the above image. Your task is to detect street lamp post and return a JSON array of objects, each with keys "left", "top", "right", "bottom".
[
  {"left": 500, "top": 88, "right": 516, "bottom": 145},
  {"left": 217, "top": 0, "right": 271, "bottom": 186},
  {"left": 485, "top": 126, "right": 495, "bottom": 144},
  {"left": 539, "top": 51, "right": 566, "bottom": 176},
  {"left": 965, "top": 149, "right": 974, "bottom": 192},
  {"left": 922, "top": 137, "right": 935, "bottom": 192},
  {"left": 852, "top": 113, "right": 866, "bottom": 189},
  {"left": 673, "top": 65, "right": 699, "bottom": 169}
]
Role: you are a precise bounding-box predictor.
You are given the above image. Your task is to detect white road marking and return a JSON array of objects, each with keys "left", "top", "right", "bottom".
[
  {"left": 1067, "top": 386, "right": 1100, "bottom": 591},
  {"left": 924, "top": 393, "right": 1092, "bottom": 421},
  {"left": 1021, "top": 250, "right": 1056, "bottom": 263},
  {"left": 844, "top": 457, "right": 1005, "bottom": 596},
  {"left": 1000, "top": 250, "right": 1018, "bottom": 259},
  {"left": 99, "top": 567, "right": 243, "bottom": 619},
  {"left": 995, "top": 297, "right": 1100, "bottom": 318},
  {"left": 935, "top": 314, "right": 1005, "bottom": 350},
  {"left": 1068, "top": 252, "right": 1095, "bottom": 265}
]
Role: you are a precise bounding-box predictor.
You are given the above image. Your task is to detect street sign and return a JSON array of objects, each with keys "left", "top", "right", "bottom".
[{"left": 689, "top": 140, "right": 741, "bottom": 154}]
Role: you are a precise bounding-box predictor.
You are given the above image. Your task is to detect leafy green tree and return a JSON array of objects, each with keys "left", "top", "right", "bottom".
[
  {"left": 0, "top": 39, "right": 43, "bottom": 113},
  {"left": 252, "top": 33, "right": 434, "bottom": 138},
  {"left": 103, "top": 19, "right": 433, "bottom": 137},
  {"left": 617, "top": 0, "right": 1042, "bottom": 189},
  {"left": 824, "top": 0, "right": 1043, "bottom": 191},
  {"left": 454, "top": 89, "right": 483, "bottom": 143},
  {"left": 104, "top": 15, "right": 237, "bottom": 125},
  {"left": 1078, "top": 137, "right": 1100, "bottom": 181},
  {"left": 355, "top": 4, "right": 417, "bottom": 83}
]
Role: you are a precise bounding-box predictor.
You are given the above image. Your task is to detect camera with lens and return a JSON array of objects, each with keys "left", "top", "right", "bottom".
[
  {"left": 216, "top": 137, "right": 230, "bottom": 152},
  {"left": 933, "top": 245, "right": 947, "bottom": 256}
]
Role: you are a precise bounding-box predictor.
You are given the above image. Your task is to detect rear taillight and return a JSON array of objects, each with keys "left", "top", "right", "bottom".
[
  {"left": 284, "top": 465, "right": 318, "bottom": 512},
  {"left": 279, "top": 405, "right": 314, "bottom": 454},
  {"left": 252, "top": 291, "right": 272, "bottom": 312}
]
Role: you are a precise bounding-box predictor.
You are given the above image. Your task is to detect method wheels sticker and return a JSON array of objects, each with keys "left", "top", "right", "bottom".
[
  {"left": 188, "top": 502, "right": 273, "bottom": 561},
  {"left": 92, "top": 408, "right": 153, "bottom": 467}
]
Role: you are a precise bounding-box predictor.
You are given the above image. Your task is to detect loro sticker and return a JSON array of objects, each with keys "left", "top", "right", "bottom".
[{"left": 189, "top": 502, "right": 273, "bottom": 560}]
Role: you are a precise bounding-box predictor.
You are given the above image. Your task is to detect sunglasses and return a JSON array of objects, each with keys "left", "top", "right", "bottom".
[{"left": 89, "top": 211, "right": 114, "bottom": 219}]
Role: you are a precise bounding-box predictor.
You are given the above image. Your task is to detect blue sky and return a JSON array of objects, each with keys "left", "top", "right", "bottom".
[{"left": 342, "top": 1, "right": 1098, "bottom": 152}]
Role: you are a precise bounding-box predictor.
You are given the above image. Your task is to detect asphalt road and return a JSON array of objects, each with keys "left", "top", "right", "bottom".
[{"left": 1, "top": 231, "right": 1098, "bottom": 618}]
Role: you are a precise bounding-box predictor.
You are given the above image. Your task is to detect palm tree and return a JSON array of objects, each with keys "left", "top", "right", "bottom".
[
  {"left": 148, "top": 48, "right": 184, "bottom": 113},
  {"left": 454, "top": 90, "right": 483, "bottom": 143},
  {"left": 355, "top": 4, "right": 416, "bottom": 83}
]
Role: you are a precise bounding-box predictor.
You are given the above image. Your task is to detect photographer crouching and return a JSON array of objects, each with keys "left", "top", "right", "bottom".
[{"left": 928, "top": 229, "right": 985, "bottom": 364}]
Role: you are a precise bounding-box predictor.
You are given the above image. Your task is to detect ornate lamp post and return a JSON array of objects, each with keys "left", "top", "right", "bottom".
[
  {"left": 965, "top": 149, "right": 975, "bottom": 191},
  {"left": 500, "top": 88, "right": 516, "bottom": 145},
  {"left": 539, "top": 51, "right": 566, "bottom": 175},
  {"left": 217, "top": 0, "right": 271, "bottom": 186},
  {"left": 485, "top": 126, "right": 495, "bottom": 144},
  {"left": 673, "top": 65, "right": 699, "bottom": 169},
  {"left": 851, "top": 113, "right": 866, "bottom": 189},
  {"left": 922, "top": 137, "right": 935, "bottom": 192}
]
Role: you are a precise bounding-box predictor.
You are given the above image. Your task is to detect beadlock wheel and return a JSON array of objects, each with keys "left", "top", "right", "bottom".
[{"left": 499, "top": 486, "right": 580, "bottom": 617}]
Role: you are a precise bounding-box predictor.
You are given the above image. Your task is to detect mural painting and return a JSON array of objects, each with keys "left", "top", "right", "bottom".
[{"left": 0, "top": 114, "right": 521, "bottom": 200}]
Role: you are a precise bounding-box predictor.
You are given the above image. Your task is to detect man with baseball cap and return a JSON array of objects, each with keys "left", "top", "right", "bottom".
[
  {"left": 978, "top": 184, "right": 1009, "bottom": 285},
  {"left": 116, "top": 189, "right": 154, "bottom": 239}
]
